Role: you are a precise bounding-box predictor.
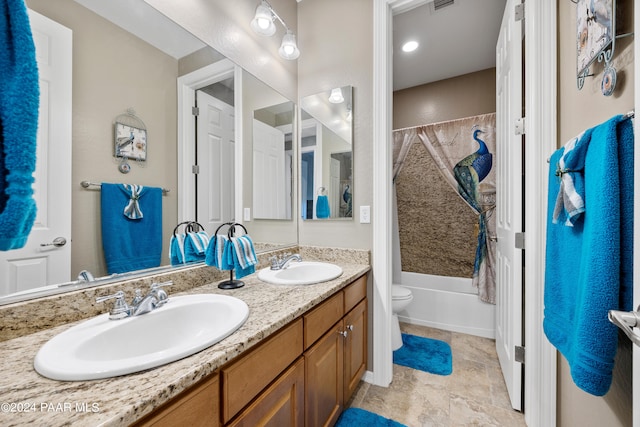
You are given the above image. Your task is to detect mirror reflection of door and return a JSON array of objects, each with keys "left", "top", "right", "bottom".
[
  {"left": 0, "top": 10, "right": 72, "bottom": 297},
  {"left": 253, "top": 119, "right": 287, "bottom": 219},
  {"left": 195, "top": 88, "right": 235, "bottom": 235}
]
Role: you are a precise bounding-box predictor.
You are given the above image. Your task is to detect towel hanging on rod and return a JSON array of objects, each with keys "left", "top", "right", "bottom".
[{"left": 80, "top": 180, "right": 169, "bottom": 195}]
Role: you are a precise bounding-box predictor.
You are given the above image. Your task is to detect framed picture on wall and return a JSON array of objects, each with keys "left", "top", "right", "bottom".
[
  {"left": 576, "top": 0, "right": 614, "bottom": 79},
  {"left": 114, "top": 122, "right": 147, "bottom": 161}
]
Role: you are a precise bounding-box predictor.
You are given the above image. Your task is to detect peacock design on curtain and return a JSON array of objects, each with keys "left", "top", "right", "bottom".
[{"left": 453, "top": 127, "right": 494, "bottom": 291}]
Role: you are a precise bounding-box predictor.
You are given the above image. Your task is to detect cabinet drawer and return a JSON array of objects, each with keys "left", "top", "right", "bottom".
[
  {"left": 222, "top": 319, "right": 303, "bottom": 423},
  {"left": 304, "top": 291, "right": 344, "bottom": 349},
  {"left": 343, "top": 275, "right": 367, "bottom": 313}
]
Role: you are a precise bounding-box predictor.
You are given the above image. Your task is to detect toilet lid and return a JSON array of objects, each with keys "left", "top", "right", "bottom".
[{"left": 392, "top": 286, "right": 412, "bottom": 300}]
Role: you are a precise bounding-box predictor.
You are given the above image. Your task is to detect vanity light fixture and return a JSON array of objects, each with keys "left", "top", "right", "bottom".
[
  {"left": 328, "top": 88, "right": 344, "bottom": 104},
  {"left": 250, "top": 0, "right": 300, "bottom": 60}
]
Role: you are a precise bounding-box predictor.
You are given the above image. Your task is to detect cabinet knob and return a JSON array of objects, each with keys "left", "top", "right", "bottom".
[
  {"left": 346, "top": 324, "right": 354, "bottom": 331},
  {"left": 338, "top": 330, "right": 348, "bottom": 338}
]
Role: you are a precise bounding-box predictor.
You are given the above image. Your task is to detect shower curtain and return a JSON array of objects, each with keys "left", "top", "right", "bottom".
[{"left": 393, "top": 113, "right": 496, "bottom": 304}]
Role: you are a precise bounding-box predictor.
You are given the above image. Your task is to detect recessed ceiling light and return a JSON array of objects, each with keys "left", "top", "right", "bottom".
[{"left": 402, "top": 40, "right": 419, "bottom": 53}]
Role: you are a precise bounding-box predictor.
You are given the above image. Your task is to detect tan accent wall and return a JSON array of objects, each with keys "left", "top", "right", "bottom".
[
  {"left": 297, "top": 0, "right": 373, "bottom": 250},
  {"left": 393, "top": 69, "right": 496, "bottom": 277},
  {"left": 556, "top": 1, "right": 634, "bottom": 425},
  {"left": 27, "top": 0, "right": 178, "bottom": 280}
]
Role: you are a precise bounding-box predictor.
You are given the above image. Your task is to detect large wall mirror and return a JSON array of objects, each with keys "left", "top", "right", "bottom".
[
  {"left": 1, "top": 0, "right": 297, "bottom": 304},
  {"left": 300, "top": 86, "right": 353, "bottom": 220}
]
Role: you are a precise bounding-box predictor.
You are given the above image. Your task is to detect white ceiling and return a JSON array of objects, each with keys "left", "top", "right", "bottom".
[
  {"left": 393, "top": 0, "right": 507, "bottom": 91},
  {"left": 74, "top": 0, "right": 506, "bottom": 92}
]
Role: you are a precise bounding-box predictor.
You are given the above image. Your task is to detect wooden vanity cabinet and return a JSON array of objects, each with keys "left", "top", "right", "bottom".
[
  {"left": 131, "top": 274, "right": 367, "bottom": 427},
  {"left": 133, "top": 373, "right": 220, "bottom": 427},
  {"left": 304, "top": 275, "right": 368, "bottom": 427}
]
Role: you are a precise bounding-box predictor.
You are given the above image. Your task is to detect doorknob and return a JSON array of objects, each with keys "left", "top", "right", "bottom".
[
  {"left": 40, "top": 237, "right": 67, "bottom": 247},
  {"left": 608, "top": 308, "right": 640, "bottom": 346}
]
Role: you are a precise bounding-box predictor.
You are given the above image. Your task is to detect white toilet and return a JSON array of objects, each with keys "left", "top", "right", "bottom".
[{"left": 392, "top": 285, "right": 413, "bottom": 351}]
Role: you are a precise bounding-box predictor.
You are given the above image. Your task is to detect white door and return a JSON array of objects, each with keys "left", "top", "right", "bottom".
[
  {"left": 196, "top": 90, "right": 235, "bottom": 235},
  {"left": 252, "top": 119, "right": 286, "bottom": 219},
  {"left": 0, "top": 10, "right": 72, "bottom": 296},
  {"left": 495, "top": 0, "right": 524, "bottom": 411},
  {"left": 330, "top": 157, "right": 340, "bottom": 218}
]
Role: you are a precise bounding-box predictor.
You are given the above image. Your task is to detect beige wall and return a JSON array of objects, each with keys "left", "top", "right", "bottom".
[
  {"left": 27, "top": 0, "right": 178, "bottom": 280},
  {"left": 557, "top": 1, "right": 634, "bottom": 425},
  {"left": 393, "top": 68, "right": 497, "bottom": 128},
  {"left": 297, "top": 0, "right": 373, "bottom": 250}
]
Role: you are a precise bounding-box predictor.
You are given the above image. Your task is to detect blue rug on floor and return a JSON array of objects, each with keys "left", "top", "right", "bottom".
[
  {"left": 336, "top": 408, "right": 407, "bottom": 427},
  {"left": 393, "top": 333, "right": 452, "bottom": 375}
]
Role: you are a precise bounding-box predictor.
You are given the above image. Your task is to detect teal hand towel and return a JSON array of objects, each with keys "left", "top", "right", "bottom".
[
  {"left": 101, "top": 183, "right": 163, "bottom": 274},
  {"left": 0, "top": 0, "right": 39, "bottom": 250},
  {"left": 316, "top": 194, "right": 330, "bottom": 218}
]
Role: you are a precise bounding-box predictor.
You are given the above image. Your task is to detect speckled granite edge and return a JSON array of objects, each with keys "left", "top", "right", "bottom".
[{"left": 0, "top": 260, "right": 370, "bottom": 427}]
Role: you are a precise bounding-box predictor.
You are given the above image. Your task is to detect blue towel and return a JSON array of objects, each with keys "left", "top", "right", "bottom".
[
  {"left": 205, "top": 234, "right": 229, "bottom": 269},
  {"left": 184, "top": 231, "right": 209, "bottom": 263},
  {"left": 552, "top": 130, "right": 588, "bottom": 226},
  {"left": 169, "top": 234, "right": 185, "bottom": 266},
  {"left": 225, "top": 235, "right": 257, "bottom": 279},
  {"left": 0, "top": 0, "right": 39, "bottom": 250},
  {"left": 543, "top": 115, "right": 634, "bottom": 396},
  {"left": 316, "top": 194, "right": 330, "bottom": 218},
  {"left": 101, "top": 183, "right": 163, "bottom": 274}
]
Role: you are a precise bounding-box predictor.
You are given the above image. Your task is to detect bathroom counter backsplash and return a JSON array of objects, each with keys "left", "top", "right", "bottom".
[
  {"left": 0, "top": 245, "right": 369, "bottom": 341},
  {"left": 0, "top": 248, "right": 369, "bottom": 427}
]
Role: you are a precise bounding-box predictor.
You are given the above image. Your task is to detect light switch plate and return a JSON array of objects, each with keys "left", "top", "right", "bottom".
[
  {"left": 360, "top": 206, "right": 371, "bottom": 223},
  {"left": 243, "top": 207, "right": 251, "bottom": 221}
]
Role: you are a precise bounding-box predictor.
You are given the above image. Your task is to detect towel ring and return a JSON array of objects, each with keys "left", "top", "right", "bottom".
[
  {"left": 173, "top": 221, "right": 204, "bottom": 237},
  {"left": 213, "top": 222, "right": 248, "bottom": 239}
]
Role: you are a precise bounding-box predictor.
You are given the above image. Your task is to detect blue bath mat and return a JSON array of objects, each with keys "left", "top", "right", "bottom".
[
  {"left": 336, "top": 408, "right": 406, "bottom": 427},
  {"left": 393, "top": 333, "right": 452, "bottom": 375}
]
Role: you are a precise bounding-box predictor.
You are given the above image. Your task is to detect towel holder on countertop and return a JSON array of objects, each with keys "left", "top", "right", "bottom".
[
  {"left": 81, "top": 180, "right": 169, "bottom": 195},
  {"left": 213, "top": 222, "right": 249, "bottom": 290}
]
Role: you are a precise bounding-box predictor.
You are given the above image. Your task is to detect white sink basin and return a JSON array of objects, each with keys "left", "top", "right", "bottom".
[
  {"left": 257, "top": 261, "right": 343, "bottom": 285},
  {"left": 34, "top": 294, "right": 249, "bottom": 381}
]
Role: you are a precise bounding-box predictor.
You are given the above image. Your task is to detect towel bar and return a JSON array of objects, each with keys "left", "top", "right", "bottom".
[
  {"left": 608, "top": 309, "right": 640, "bottom": 347},
  {"left": 81, "top": 180, "right": 169, "bottom": 195}
]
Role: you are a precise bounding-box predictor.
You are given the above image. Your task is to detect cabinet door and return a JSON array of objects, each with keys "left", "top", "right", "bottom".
[
  {"left": 228, "top": 358, "right": 305, "bottom": 427},
  {"left": 343, "top": 298, "right": 367, "bottom": 402},
  {"left": 134, "top": 374, "right": 220, "bottom": 427},
  {"left": 305, "top": 323, "right": 344, "bottom": 427}
]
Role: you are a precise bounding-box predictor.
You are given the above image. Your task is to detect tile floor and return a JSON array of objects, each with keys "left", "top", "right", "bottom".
[{"left": 347, "top": 323, "right": 527, "bottom": 426}]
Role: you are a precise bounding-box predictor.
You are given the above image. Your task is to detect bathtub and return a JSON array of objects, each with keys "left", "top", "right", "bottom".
[{"left": 395, "top": 271, "right": 496, "bottom": 339}]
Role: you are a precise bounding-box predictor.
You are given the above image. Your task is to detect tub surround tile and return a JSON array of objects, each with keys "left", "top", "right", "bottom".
[{"left": 0, "top": 249, "right": 369, "bottom": 427}]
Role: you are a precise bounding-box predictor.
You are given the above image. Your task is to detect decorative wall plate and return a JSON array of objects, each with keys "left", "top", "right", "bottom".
[{"left": 114, "top": 122, "right": 147, "bottom": 161}]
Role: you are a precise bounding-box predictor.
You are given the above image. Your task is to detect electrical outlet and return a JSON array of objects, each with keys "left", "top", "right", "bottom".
[
  {"left": 360, "top": 205, "right": 371, "bottom": 224},
  {"left": 243, "top": 207, "right": 251, "bottom": 221}
]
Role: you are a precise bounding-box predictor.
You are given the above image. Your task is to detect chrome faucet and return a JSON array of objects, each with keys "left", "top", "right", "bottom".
[
  {"left": 77, "top": 270, "right": 95, "bottom": 282},
  {"left": 270, "top": 253, "right": 302, "bottom": 270},
  {"left": 96, "top": 281, "right": 173, "bottom": 320}
]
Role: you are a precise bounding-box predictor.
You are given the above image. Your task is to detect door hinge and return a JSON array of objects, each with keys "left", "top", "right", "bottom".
[
  {"left": 515, "top": 232, "right": 525, "bottom": 249},
  {"left": 192, "top": 106, "right": 200, "bottom": 116},
  {"left": 515, "top": 345, "right": 525, "bottom": 363},
  {"left": 515, "top": 117, "right": 526, "bottom": 135},
  {"left": 192, "top": 165, "right": 200, "bottom": 174},
  {"left": 515, "top": 3, "right": 525, "bottom": 22}
]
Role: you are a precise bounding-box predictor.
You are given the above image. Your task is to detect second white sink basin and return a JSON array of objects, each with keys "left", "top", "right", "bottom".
[
  {"left": 258, "top": 261, "right": 343, "bottom": 285},
  {"left": 34, "top": 294, "right": 249, "bottom": 381}
]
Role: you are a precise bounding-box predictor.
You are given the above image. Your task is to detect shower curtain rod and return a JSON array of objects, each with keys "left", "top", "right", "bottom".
[{"left": 392, "top": 112, "right": 496, "bottom": 133}]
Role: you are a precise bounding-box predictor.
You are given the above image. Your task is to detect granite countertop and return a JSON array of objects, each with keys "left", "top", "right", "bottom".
[{"left": 0, "top": 262, "right": 370, "bottom": 427}]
